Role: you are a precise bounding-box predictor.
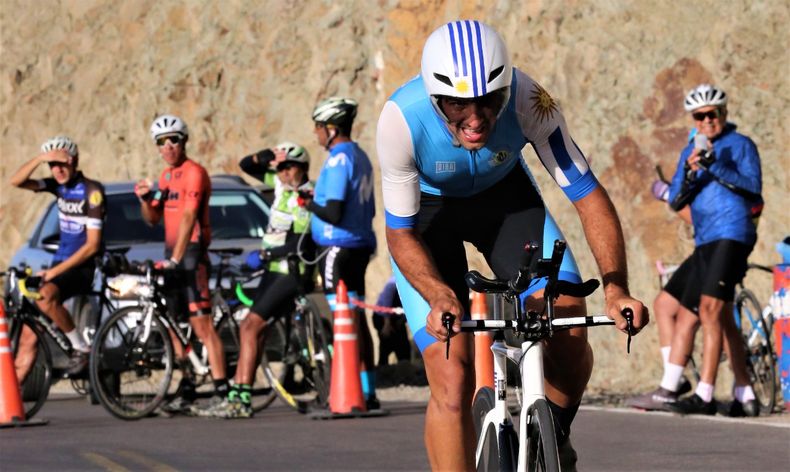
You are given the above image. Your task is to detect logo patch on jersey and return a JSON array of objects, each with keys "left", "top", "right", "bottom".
[
  {"left": 88, "top": 190, "right": 103, "bottom": 208},
  {"left": 530, "top": 84, "right": 558, "bottom": 123},
  {"left": 489, "top": 150, "right": 510, "bottom": 166},
  {"left": 327, "top": 153, "right": 348, "bottom": 168},
  {"left": 58, "top": 199, "right": 85, "bottom": 214},
  {"left": 165, "top": 172, "right": 171, "bottom": 181},
  {"left": 436, "top": 161, "right": 456, "bottom": 174}
]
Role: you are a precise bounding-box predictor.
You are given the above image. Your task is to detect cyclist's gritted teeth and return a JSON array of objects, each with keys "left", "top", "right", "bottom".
[{"left": 460, "top": 124, "right": 487, "bottom": 143}]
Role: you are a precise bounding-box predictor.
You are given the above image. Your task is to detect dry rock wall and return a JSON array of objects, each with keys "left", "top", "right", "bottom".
[{"left": 2, "top": 0, "right": 788, "bottom": 392}]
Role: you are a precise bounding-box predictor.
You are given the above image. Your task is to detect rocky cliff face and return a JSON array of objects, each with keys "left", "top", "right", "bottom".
[{"left": 2, "top": 0, "right": 787, "bottom": 391}]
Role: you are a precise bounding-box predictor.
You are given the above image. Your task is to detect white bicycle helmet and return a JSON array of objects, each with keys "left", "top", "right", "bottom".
[
  {"left": 311, "top": 97, "right": 358, "bottom": 127},
  {"left": 41, "top": 135, "right": 79, "bottom": 158},
  {"left": 684, "top": 84, "right": 728, "bottom": 112},
  {"left": 149, "top": 114, "right": 189, "bottom": 142},
  {"left": 421, "top": 20, "right": 512, "bottom": 121},
  {"left": 274, "top": 141, "right": 310, "bottom": 166}
]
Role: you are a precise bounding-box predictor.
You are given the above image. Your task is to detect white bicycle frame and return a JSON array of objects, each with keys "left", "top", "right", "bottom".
[{"left": 467, "top": 314, "right": 614, "bottom": 471}]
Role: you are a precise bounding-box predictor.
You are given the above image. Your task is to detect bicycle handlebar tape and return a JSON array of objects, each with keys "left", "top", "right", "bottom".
[
  {"left": 323, "top": 279, "right": 367, "bottom": 418},
  {"left": 471, "top": 291, "right": 494, "bottom": 392},
  {"left": 0, "top": 304, "right": 46, "bottom": 428}
]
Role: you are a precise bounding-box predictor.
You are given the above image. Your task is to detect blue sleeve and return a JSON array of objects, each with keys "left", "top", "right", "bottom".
[
  {"left": 706, "top": 139, "right": 761, "bottom": 196},
  {"left": 321, "top": 156, "right": 350, "bottom": 202}
]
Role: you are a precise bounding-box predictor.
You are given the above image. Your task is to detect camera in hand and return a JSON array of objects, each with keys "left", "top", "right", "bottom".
[{"left": 694, "top": 133, "right": 716, "bottom": 168}]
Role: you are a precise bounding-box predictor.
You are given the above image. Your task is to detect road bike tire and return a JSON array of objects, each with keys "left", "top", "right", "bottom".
[
  {"left": 477, "top": 422, "right": 501, "bottom": 472},
  {"left": 473, "top": 386, "right": 495, "bottom": 438},
  {"left": 9, "top": 318, "right": 52, "bottom": 420},
  {"left": 526, "top": 399, "right": 560, "bottom": 472},
  {"left": 735, "top": 289, "right": 776, "bottom": 413},
  {"left": 90, "top": 306, "right": 174, "bottom": 420},
  {"left": 261, "top": 298, "right": 333, "bottom": 413}
]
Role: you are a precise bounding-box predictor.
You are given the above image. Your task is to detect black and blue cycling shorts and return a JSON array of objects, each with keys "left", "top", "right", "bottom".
[
  {"left": 391, "top": 167, "right": 582, "bottom": 352},
  {"left": 664, "top": 239, "right": 753, "bottom": 312}
]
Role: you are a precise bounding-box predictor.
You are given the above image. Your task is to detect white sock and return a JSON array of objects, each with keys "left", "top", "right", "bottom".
[
  {"left": 660, "top": 346, "right": 671, "bottom": 368},
  {"left": 65, "top": 329, "right": 89, "bottom": 352},
  {"left": 695, "top": 382, "right": 714, "bottom": 403},
  {"left": 734, "top": 385, "right": 756, "bottom": 403},
  {"left": 659, "top": 363, "right": 685, "bottom": 392}
]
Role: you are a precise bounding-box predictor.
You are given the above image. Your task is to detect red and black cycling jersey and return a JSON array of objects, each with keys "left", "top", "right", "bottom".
[
  {"left": 35, "top": 171, "right": 106, "bottom": 263},
  {"left": 151, "top": 158, "right": 211, "bottom": 251}
]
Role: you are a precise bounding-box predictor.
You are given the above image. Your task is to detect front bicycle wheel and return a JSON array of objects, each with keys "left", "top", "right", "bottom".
[
  {"left": 526, "top": 399, "right": 560, "bottom": 472},
  {"left": 735, "top": 289, "right": 776, "bottom": 413},
  {"left": 89, "top": 306, "right": 174, "bottom": 420},
  {"left": 261, "top": 298, "right": 333, "bottom": 413},
  {"left": 9, "top": 318, "right": 52, "bottom": 420}
]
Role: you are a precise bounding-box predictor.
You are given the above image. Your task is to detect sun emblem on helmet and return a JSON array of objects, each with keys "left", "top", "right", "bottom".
[
  {"left": 530, "top": 84, "right": 558, "bottom": 122},
  {"left": 455, "top": 80, "right": 470, "bottom": 94}
]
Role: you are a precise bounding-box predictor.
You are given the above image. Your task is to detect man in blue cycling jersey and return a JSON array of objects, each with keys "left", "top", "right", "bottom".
[
  {"left": 299, "top": 97, "right": 380, "bottom": 410},
  {"left": 662, "top": 84, "right": 763, "bottom": 416},
  {"left": 10, "top": 136, "right": 105, "bottom": 377},
  {"left": 377, "top": 21, "right": 648, "bottom": 470}
]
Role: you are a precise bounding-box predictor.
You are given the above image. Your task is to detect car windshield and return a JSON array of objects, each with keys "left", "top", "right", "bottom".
[{"left": 36, "top": 189, "right": 269, "bottom": 246}]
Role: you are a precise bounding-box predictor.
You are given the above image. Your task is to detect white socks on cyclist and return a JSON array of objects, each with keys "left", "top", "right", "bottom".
[
  {"left": 695, "top": 382, "right": 714, "bottom": 402},
  {"left": 65, "top": 329, "right": 89, "bottom": 352},
  {"left": 659, "top": 363, "right": 685, "bottom": 392},
  {"left": 734, "top": 385, "right": 756, "bottom": 403}
]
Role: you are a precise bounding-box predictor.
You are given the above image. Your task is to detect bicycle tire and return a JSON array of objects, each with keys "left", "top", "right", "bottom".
[
  {"left": 473, "top": 386, "right": 495, "bottom": 439},
  {"left": 89, "top": 306, "right": 174, "bottom": 420},
  {"left": 735, "top": 289, "right": 776, "bottom": 413},
  {"left": 9, "top": 318, "right": 52, "bottom": 420},
  {"left": 526, "top": 399, "right": 560, "bottom": 472},
  {"left": 261, "top": 298, "right": 332, "bottom": 413},
  {"left": 477, "top": 422, "right": 501, "bottom": 472}
]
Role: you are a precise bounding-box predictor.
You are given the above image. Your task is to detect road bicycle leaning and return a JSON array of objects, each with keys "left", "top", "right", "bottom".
[{"left": 443, "top": 240, "right": 633, "bottom": 472}]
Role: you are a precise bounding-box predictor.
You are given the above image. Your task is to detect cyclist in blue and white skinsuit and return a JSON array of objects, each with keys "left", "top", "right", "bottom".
[
  {"left": 302, "top": 97, "right": 381, "bottom": 409},
  {"left": 377, "top": 21, "right": 648, "bottom": 470}
]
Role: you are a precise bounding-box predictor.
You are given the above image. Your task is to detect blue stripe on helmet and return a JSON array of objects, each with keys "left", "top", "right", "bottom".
[
  {"left": 448, "top": 22, "right": 459, "bottom": 77},
  {"left": 456, "top": 21, "right": 467, "bottom": 77},
  {"left": 474, "top": 21, "right": 486, "bottom": 95},
  {"left": 465, "top": 20, "right": 478, "bottom": 96}
]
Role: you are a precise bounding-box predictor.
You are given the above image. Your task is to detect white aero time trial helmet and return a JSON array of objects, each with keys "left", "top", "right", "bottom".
[
  {"left": 41, "top": 135, "right": 79, "bottom": 158},
  {"left": 274, "top": 141, "right": 310, "bottom": 167},
  {"left": 684, "top": 84, "right": 728, "bottom": 112},
  {"left": 421, "top": 20, "right": 512, "bottom": 121},
  {"left": 149, "top": 114, "right": 189, "bottom": 142}
]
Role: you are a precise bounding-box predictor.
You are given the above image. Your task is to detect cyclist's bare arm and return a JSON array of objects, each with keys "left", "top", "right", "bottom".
[
  {"left": 42, "top": 228, "right": 102, "bottom": 282},
  {"left": 572, "top": 186, "right": 648, "bottom": 333},
  {"left": 386, "top": 226, "right": 463, "bottom": 341},
  {"left": 135, "top": 179, "right": 163, "bottom": 225},
  {"left": 9, "top": 150, "right": 71, "bottom": 190}
]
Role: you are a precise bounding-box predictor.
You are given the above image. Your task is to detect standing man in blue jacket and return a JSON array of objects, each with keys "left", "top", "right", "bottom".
[{"left": 665, "top": 84, "right": 763, "bottom": 415}]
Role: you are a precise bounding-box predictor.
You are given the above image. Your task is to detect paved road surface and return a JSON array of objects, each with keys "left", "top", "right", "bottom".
[{"left": 2, "top": 394, "right": 789, "bottom": 471}]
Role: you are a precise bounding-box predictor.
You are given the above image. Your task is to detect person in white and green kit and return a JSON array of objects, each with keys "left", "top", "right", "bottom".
[{"left": 212, "top": 142, "right": 316, "bottom": 418}]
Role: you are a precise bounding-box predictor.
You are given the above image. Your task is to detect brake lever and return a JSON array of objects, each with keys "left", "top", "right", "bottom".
[
  {"left": 441, "top": 313, "right": 455, "bottom": 360},
  {"left": 623, "top": 308, "right": 634, "bottom": 354}
]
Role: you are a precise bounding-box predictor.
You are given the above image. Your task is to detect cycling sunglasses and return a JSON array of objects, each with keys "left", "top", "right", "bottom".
[
  {"left": 692, "top": 109, "right": 721, "bottom": 121},
  {"left": 156, "top": 134, "right": 184, "bottom": 146}
]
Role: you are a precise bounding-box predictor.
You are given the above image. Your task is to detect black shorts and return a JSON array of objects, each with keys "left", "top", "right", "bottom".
[
  {"left": 164, "top": 245, "right": 212, "bottom": 319},
  {"left": 248, "top": 271, "right": 300, "bottom": 322},
  {"left": 318, "top": 246, "right": 373, "bottom": 299},
  {"left": 49, "top": 261, "right": 95, "bottom": 302},
  {"left": 664, "top": 239, "right": 753, "bottom": 313}
]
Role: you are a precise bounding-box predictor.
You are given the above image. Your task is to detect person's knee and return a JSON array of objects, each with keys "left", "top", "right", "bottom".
[
  {"left": 698, "top": 296, "right": 725, "bottom": 323},
  {"left": 654, "top": 291, "right": 679, "bottom": 317},
  {"left": 240, "top": 314, "right": 265, "bottom": 339},
  {"left": 190, "top": 315, "right": 216, "bottom": 339},
  {"left": 424, "top": 347, "right": 474, "bottom": 413}
]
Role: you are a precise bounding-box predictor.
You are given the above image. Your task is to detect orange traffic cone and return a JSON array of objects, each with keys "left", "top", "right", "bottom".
[
  {"left": 328, "top": 279, "right": 366, "bottom": 415},
  {"left": 472, "top": 291, "right": 494, "bottom": 392},
  {"left": 0, "top": 304, "right": 27, "bottom": 426}
]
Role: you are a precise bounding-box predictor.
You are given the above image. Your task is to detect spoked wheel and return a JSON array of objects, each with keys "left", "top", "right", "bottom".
[
  {"left": 261, "top": 299, "right": 333, "bottom": 413},
  {"left": 89, "top": 306, "right": 174, "bottom": 420},
  {"left": 9, "top": 319, "right": 52, "bottom": 420},
  {"left": 526, "top": 399, "right": 560, "bottom": 472},
  {"left": 736, "top": 290, "right": 776, "bottom": 413}
]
